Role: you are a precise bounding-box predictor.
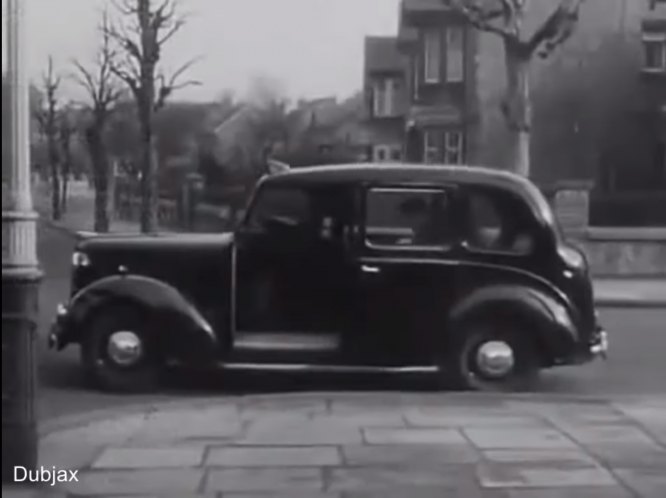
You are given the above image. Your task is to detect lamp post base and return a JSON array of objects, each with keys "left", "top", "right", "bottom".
[{"left": 2, "top": 267, "right": 42, "bottom": 484}]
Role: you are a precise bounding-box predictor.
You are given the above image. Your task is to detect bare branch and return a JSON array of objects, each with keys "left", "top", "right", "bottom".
[
  {"left": 446, "top": 0, "right": 519, "bottom": 40},
  {"left": 71, "top": 59, "right": 97, "bottom": 101},
  {"left": 154, "top": 56, "right": 202, "bottom": 110},
  {"left": 110, "top": 0, "right": 138, "bottom": 16},
  {"left": 526, "top": 0, "right": 585, "bottom": 58},
  {"left": 72, "top": 8, "right": 124, "bottom": 128},
  {"left": 105, "top": 16, "right": 143, "bottom": 63},
  {"left": 157, "top": 15, "right": 186, "bottom": 45}
]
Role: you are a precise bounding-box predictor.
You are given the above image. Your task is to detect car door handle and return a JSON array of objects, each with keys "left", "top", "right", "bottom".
[{"left": 361, "top": 265, "right": 381, "bottom": 274}]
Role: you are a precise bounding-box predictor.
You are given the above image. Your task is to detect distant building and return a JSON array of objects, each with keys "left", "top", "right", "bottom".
[
  {"left": 363, "top": 36, "right": 408, "bottom": 163},
  {"left": 361, "top": 0, "right": 666, "bottom": 190},
  {"left": 283, "top": 95, "right": 367, "bottom": 165}
]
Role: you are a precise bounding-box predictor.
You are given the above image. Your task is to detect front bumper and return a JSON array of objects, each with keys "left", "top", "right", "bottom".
[{"left": 588, "top": 326, "right": 609, "bottom": 359}]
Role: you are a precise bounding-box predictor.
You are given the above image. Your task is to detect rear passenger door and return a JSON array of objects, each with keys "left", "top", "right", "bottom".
[{"left": 354, "top": 186, "right": 461, "bottom": 365}]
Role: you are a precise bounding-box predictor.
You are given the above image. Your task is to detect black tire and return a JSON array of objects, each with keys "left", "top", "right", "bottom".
[
  {"left": 447, "top": 319, "right": 540, "bottom": 392},
  {"left": 81, "top": 304, "right": 161, "bottom": 393}
]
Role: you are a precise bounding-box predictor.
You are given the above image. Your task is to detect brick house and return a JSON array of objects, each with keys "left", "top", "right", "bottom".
[
  {"left": 363, "top": 1, "right": 471, "bottom": 165},
  {"left": 363, "top": 0, "right": 666, "bottom": 190},
  {"left": 363, "top": 36, "right": 408, "bottom": 163}
]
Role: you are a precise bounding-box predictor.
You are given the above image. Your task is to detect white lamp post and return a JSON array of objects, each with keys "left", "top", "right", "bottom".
[{"left": 2, "top": 0, "right": 41, "bottom": 483}]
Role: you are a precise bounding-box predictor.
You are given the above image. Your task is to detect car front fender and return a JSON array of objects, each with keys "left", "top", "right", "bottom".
[
  {"left": 448, "top": 284, "right": 579, "bottom": 360},
  {"left": 56, "top": 274, "right": 218, "bottom": 363}
]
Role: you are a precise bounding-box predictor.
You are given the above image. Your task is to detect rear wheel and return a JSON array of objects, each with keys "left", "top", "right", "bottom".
[
  {"left": 81, "top": 305, "right": 161, "bottom": 393},
  {"left": 448, "top": 319, "right": 540, "bottom": 392}
]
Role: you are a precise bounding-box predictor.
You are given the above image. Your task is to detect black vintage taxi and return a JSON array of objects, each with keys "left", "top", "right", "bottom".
[{"left": 49, "top": 164, "right": 608, "bottom": 393}]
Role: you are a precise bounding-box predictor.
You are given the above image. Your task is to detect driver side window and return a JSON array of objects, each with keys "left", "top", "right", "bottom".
[{"left": 246, "top": 186, "right": 312, "bottom": 230}]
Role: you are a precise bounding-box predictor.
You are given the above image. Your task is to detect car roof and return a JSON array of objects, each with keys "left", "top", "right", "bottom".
[
  {"left": 259, "top": 163, "right": 556, "bottom": 226},
  {"left": 263, "top": 163, "right": 531, "bottom": 190}
]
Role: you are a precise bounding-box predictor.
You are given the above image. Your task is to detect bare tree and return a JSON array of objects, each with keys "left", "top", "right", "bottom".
[
  {"left": 245, "top": 76, "right": 291, "bottom": 175},
  {"left": 72, "top": 11, "right": 124, "bottom": 233},
  {"left": 34, "top": 56, "right": 62, "bottom": 220},
  {"left": 445, "top": 0, "right": 586, "bottom": 176},
  {"left": 58, "top": 107, "right": 75, "bottom": 214},
  {"left": 107, "top": 0, "right": 200, "bottom": 233}
]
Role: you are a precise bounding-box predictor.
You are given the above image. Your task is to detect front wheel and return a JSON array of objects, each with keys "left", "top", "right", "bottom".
[
  {"left": 448, "top": 320, "right": 540, "bottom": 392},
  {"left": 81, "top": 304, "right": 161, "bottom": 393}
]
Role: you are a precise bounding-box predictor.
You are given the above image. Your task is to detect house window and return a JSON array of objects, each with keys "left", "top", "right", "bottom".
[
  {"left": 445, "top": 26, "right": 465, "bottom": 82},
  {"left": 422, "top": 129, "right": 465, "bottom": 164},
  {"left": 643, "top": 33, "right": 666, "bottom": 72},
  {"left": 413, "top": 56, "right": 420, "bottom": 100},
  {"left": 423, "top": 130, "right": 439, "bottom": 164},
  {"left": 373, "top": 144, "right": 402, "bottom": 163},
  {"left": 424, "top": 30, "right": 441, "bottom": 83},
  {"left": 373, "top": 78, "right": 401, "bottom": 117},
  {"left": 444, "top": 130, "right": 464, "bottom": 164}
]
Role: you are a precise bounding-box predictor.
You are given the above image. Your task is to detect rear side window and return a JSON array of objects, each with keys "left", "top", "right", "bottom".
[
  {"left": 464, "top": 189, "right": 535, "bottom": 255},
  {"left": 365, "top": 188, "right": 455, "bottom": 248}
]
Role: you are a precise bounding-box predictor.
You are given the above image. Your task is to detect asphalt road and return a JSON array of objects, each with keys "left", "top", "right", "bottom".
[{"left": 36, "top": 223, "right": 666, "bottom": 422}]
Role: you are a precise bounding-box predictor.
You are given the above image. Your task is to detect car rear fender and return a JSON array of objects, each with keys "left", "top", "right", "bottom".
[
  {"left": 60, "top": 274, "right": 218, "bottom": 362},
  {"left": 448, "top": 284, "right": 578, "bottom": 360}
]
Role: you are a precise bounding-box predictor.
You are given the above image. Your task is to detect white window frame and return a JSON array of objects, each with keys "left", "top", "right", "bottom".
[
  {"left": 443, "top": 130, "right": 464, "bottom": 165},
  {"left": 413, "top": 56, "right": 420, "bottom": 100},
  {"left": 373, "top": 78, "right": 400, "bottom": 117},
  {"left": 643, "top": 33, "right": 666, "bottom": 72},
  {"left": 424, "top": 30, "right": 441, "bottom": 84},
  {"left": 423, "top": 130, "right": 439, "bottom": 164},
  {"left": 373, "top": 144, "right": 402, "bottom": 163},
  {"left": 445, "top": 26, "right": 465, "bottom": 83}
]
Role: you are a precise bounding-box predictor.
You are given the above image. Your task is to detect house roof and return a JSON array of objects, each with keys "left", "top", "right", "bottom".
[
  {"left": 364, "top": 36, "right": 405, "bottom": 74},
  {"left": 212, "top": 105, "right": 253, "bottom": 137}
]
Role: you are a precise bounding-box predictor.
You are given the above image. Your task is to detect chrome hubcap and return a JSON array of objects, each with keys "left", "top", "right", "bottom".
[
  {"left": 475, "top": 340, "right": 514, "bottom": 378},
  {"left": 107, "top": 331, "right": 143, "bottom": 366}
]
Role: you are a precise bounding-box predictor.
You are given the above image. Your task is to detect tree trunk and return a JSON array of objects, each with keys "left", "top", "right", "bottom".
[
  {"left": 48, "top": 138, "right": 61, "bottom": 221},
  {"left": 60, "top": 176, "right": 69, "bottom": 214},
  {"left": 502, "top": 43, "right": 532, "bottom": 177},
  {"left": 60, "top": 138, "right": 72, "bottom": 214},
  {"left": 138, "top": 91, "right": 158, "bottom": 234},
  {"left": 93, "top": 155, "right": 110, "bottom": 233},
  {"left": 86, "top": 127, "right": 110, "bottom": 233}
]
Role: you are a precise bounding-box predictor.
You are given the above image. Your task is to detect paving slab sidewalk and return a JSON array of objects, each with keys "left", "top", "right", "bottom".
[{"left": 3, "top": 393, "right": 666, "bottom": 497}]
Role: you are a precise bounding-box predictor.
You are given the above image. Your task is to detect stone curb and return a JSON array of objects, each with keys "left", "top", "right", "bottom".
[
  {"left": 38, "top": 391, "right": 666, "bottom": 437},
  {"left": 595, "top": 297, "right": 666, "bottom": 308}
]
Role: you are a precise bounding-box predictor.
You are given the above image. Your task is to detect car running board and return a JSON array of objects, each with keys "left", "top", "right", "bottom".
[
  {"left": 217, "top": 362, "right": 439, "bottom": 375},
  {"left": 232, "top": 332, "right": 341, "bottom": 353}
]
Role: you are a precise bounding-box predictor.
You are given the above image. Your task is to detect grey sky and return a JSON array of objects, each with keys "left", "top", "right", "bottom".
[{"left": 2, "top": 0, "right": 402, "bottom": 103}]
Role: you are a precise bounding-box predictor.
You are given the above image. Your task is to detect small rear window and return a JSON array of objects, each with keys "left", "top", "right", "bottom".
[{"left": 463, "top": 189, "right": 536, "bottom": 255}]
